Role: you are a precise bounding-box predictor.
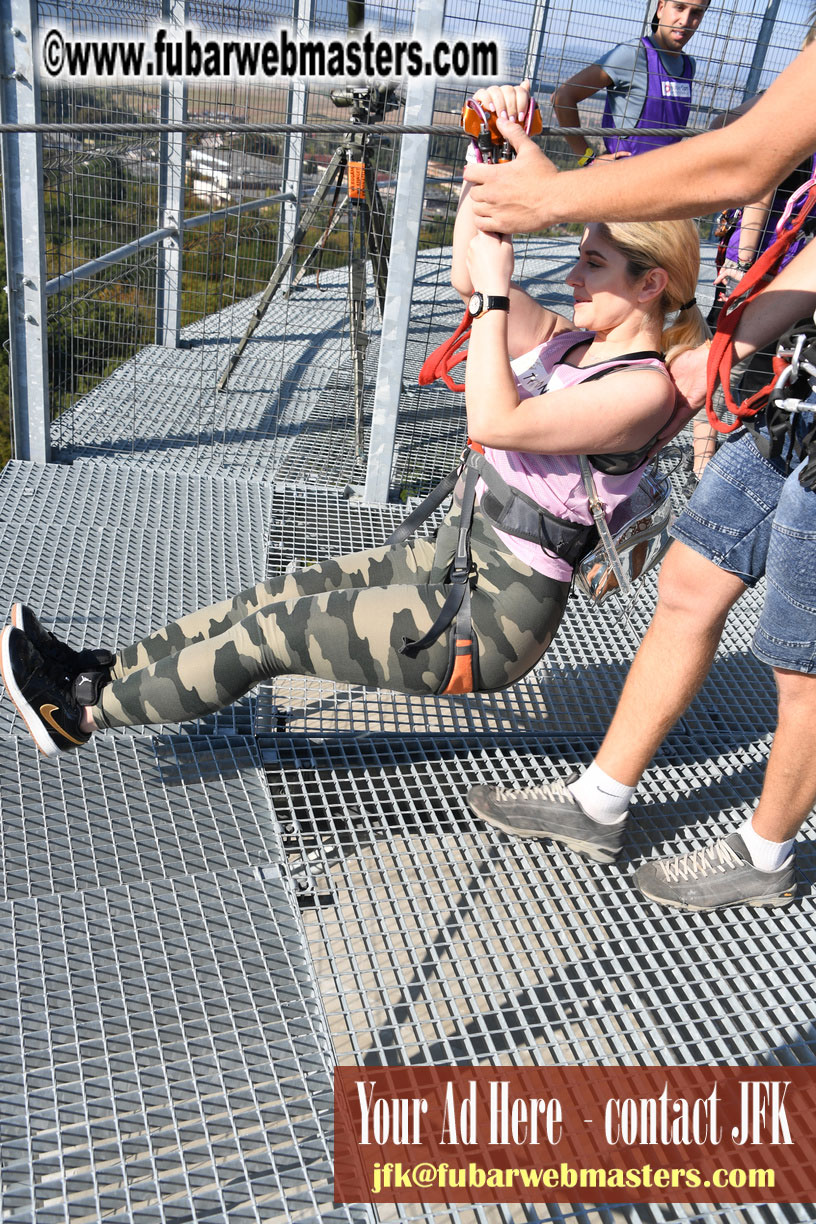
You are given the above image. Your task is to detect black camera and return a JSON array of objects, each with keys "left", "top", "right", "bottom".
[{"left": 330, "top": 84, "right": 400, "bottom": 123}]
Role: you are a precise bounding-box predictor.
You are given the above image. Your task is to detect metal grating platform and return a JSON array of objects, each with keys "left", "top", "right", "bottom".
[
  {"left": 0, "top": 459, "right": 274, "bottom": 543},
  {"left": 0, "top": 460, "right": 274, "bottom": 738},
  {"left": 0, "top": 461, "right": 367, "bottom": 1220},
  {"left": 48, "top": 242, "right": 718, "bottom": 494},
  {"left": 50, "top": 271, "right": 386, "bottom": 483},
  {"left": 3, "top": 230, "right": 812, "bottom": 1221},
  {"left": 0, "top": 867, "right": 364, "bottom": 1224},
  {"left": 264, "top": 732, "right": 815, "bottom": 1067},
  {"left": 0, "top": 733, "right": 283, "bottom": 903},
  {"left": 252, "top": 478, "right": 815, "bottom": 1224}
]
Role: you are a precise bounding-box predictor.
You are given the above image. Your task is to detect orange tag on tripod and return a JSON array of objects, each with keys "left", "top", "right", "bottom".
[{"left": 347, "top": 160, "right": 366, "bottom": 199}]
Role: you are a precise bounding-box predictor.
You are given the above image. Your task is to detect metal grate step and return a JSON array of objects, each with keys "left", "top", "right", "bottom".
[
  {"left": 0, "top": 460, "right": 275, "bottom": 739},
  {"left": 0, "top": 866, "right": 363, "bottom": 1224},
  {"left": 264, "top": 730, "right": 815, "bottom": 1071},
  {"left": 0, "top": 733, "right": 282, "bottom": 904}
]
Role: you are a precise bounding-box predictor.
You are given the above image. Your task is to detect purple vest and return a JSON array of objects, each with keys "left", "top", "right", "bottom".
[{"left": 603, "top": 37, "right": 693, "bottom": 157}]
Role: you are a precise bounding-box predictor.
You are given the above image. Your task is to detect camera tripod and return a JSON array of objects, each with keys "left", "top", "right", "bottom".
[{"left": 217, "top": 88, "right": 394, "bottom": 459}]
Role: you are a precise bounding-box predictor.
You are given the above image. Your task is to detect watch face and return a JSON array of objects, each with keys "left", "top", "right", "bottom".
[{"left": 468, "top": 292, "right": 483, "bottom": 317}]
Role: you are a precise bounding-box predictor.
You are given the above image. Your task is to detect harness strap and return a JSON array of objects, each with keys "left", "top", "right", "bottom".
[
  {"left": 399, "top": 459, "right": 480, "bottom": 661},
  {"left": 705, "top": 176, "right": 816, "bottom": 434},
  {"left": 388, "top": 446, "right": 606, "bottom": 690},
  {"left": 747, "top": 328, "right": 816, "bottom": 488},
  {"left": 468, "top": 450, "right": 597, "bottom": 566},
  {"left": 385, "top": 465, "right": 461, "bottom": 548}
]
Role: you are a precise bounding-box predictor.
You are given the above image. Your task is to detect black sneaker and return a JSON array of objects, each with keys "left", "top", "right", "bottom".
[
  {"left": 11, "top": 603, "right": 115, "bottom": 697},
  {"left": 467, "top": 773, "right": 626, "bottom": 864},
  {"left": 635, "top": 832, "right": 797, "bottom": 912},
  {"left": 0, "top": 626, "right": 91, "bottom": 756}
]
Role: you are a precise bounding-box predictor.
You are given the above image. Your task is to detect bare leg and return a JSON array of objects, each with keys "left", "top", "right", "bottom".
[
  {"left": 751, "top": 668, "right": 816, "bottom": 842},
  {"left": 692, "top": 415, "right": 718, "bottom": 478},
  {"left": 632, "top": 662, "right": 814, "bottom": 910},
  {"left": 466, "top": 542, "right": 750, "bottom": 865},
  {"left": 595, "top": 541, "right": 747, "bottom": 785}
]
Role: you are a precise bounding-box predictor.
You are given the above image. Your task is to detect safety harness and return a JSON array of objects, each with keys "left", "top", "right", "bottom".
[
  {"left": 397, "top": 94, "right": 675, "bottom": 694},
  {"left": 392, "top": 327, "right": 670, "bottom": 694},
  {"left": 705, "top": 168, "right": 816, "bottom": 491}
]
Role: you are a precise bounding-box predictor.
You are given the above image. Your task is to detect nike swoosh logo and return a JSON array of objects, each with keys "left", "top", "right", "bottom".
[{"left": 40, "top": 703, "right": 85, "bottom": 746}]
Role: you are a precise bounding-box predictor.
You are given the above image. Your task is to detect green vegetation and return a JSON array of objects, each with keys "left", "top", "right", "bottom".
[{"left": 0, "top": 103, "right": 620, "bottom": 474}]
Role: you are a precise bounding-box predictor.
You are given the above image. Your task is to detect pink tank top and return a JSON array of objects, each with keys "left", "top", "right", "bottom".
[{"left": 480, "top": 329, "right": 669, "bottom": 581}]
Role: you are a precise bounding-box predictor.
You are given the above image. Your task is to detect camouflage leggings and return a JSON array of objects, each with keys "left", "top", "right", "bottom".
[{"left": 91, "top": 505, "right": 569, "bottom": 730}]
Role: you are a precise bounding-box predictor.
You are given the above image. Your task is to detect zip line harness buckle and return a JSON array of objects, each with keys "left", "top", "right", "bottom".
[
  {"left": 460, "top": 95, "right": 542, "bottom": 165},
  {"left": 417, "top": 96, "right": 542, "bottom": 393}
]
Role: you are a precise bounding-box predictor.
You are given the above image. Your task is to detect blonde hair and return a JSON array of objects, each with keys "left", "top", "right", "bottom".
[{"left": 597, "top": 218, "right": 710, "bottom": 364}]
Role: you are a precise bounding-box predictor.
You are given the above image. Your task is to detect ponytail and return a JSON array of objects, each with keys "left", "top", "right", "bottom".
[
  {"left": 596, "top": 219, "right": 710, "bottom": 366},
  {"left": 661, "top": 300, "right": 711, "bottom": 367}
]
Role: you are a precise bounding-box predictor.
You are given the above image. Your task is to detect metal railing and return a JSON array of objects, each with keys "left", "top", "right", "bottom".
[
  {"left": 0, "top": 0, "right": 810, "bottom": 492},
  {"left": 44, "top": 189, "right": 296, "bottom": 297}
]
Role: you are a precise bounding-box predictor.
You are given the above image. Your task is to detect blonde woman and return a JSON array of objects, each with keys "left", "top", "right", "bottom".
[{"left": 0, "top": 85, "right": 707, "bottom": 757}]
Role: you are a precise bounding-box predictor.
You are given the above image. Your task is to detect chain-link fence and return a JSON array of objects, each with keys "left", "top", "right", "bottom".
[{"left": 3, "top": 0, "right": 814, "bottom": 485}]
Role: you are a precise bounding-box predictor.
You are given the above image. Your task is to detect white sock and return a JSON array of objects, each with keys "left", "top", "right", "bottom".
[
  {"left": 568, "top": 762, "right": 635, "bottom": 825},
  {"left": 738, "top": 816, "right": 795, "bottom": 873}
]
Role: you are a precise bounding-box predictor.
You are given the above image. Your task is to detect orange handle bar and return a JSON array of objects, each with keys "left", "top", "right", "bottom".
[{"left": 460, "top": 98, "right": 542, "bottom": 143}]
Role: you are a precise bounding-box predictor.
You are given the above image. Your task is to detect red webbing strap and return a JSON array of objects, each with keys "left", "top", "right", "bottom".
[
  {"left": 420, "top": 97, "right": 543, "bottom": 396},
  {"left": 418, "top": 308, "right": 473, "bottom": 392},
  {"left": 706, "top": 181, "right": 816, "bottom": 434}
]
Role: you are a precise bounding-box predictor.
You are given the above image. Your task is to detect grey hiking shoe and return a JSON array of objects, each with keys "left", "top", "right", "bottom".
[
  {"left": 466, "top": 773, "right": 625, "bottom": 864},
  {"left": 635, "top": 832, "right": 797, "bottom": 912}
]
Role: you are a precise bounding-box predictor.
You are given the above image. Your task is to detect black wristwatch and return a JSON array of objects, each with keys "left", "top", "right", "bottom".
[{"left": 468, "top": 291, "right": 510, "bottom": 319}]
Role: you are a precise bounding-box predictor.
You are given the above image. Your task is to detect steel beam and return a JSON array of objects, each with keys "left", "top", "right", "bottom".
[
  {"left": 0, "top": 0, "right": 49, "bottom": 462},
  {"left": 363, "top": 0, "right": 442, "bottom": 503},
  {"left": 155, "top": 0, "right": 187, "bottom": 347},
  {"left": 278, "top": 0, "right": 314, "bottom": 285}
]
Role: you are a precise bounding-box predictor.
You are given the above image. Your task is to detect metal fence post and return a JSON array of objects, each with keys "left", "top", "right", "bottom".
[
  {"left": 0, "top": 0, "right": 49, "bottom": 462},
  {"left": 523, "top": 0, "right": 551, "bottom": 91},
  {"left": 741, "top": 0, "right": 782, "bottom": 101},
  {"left": 363, "top": 0, "right": 442, "bottom": 503},
  {"left": 278, "top": 0, "right": 314, "bottom": 282},
  {"left": 155, "top": 0, "right": 187, "bottom": 347}
]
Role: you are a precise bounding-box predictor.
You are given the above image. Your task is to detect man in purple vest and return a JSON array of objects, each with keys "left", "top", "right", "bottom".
[{"left": 552, "top": 1, "right": 709, "bottom": 164}]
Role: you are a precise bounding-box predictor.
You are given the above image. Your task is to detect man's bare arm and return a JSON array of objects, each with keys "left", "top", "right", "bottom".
[
  {"left": 731, "top": 237, "right": 816, "bottom": 362},
  {"left": 552, "top": 66, "right": 612, "bottom": 157},
  {"left": 465, "top": 41, "right": 816, "bottom": 232}
]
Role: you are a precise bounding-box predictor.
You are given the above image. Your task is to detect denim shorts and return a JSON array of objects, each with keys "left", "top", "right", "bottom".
[{"left": 671, "top": 428, "right": 816, "bottom": 674}]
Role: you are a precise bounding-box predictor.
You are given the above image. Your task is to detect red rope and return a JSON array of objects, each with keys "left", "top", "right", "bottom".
[
  {"left": 418, "top": 308, "right": 472, "bottom": 392},
  {"left": 706, "top": 181, "right": 816, "bottom": 433}
]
